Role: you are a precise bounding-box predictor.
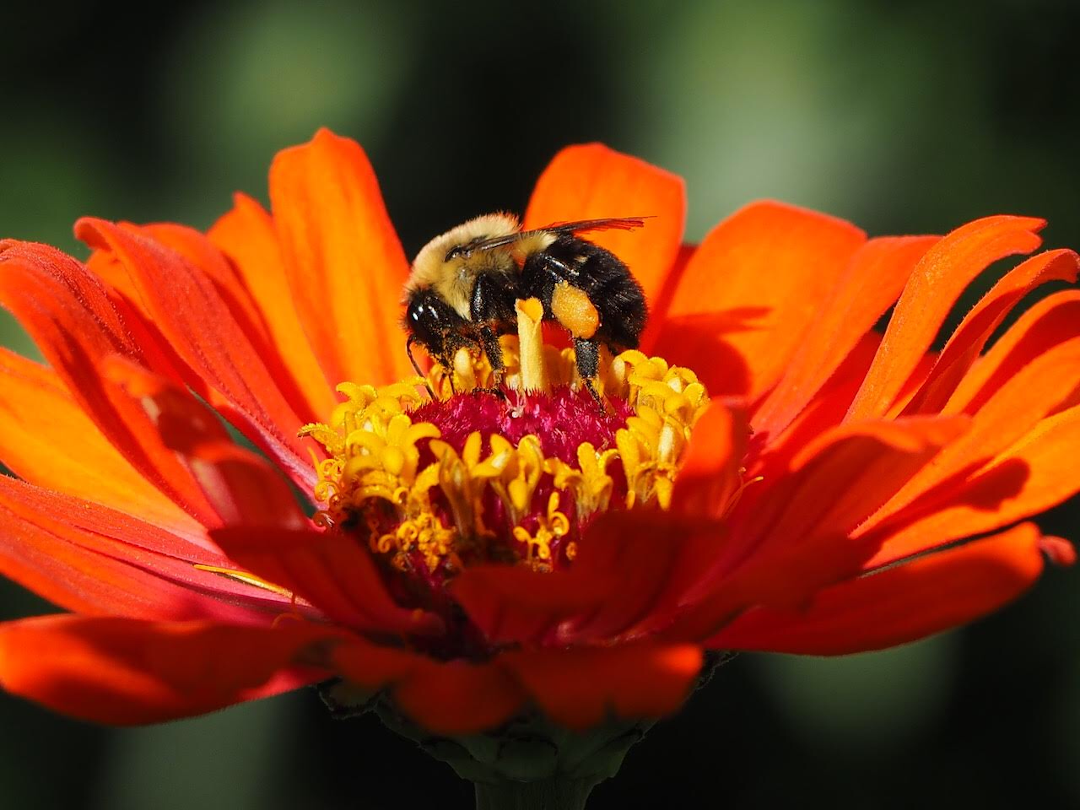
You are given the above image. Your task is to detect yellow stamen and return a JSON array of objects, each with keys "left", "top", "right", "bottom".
[
  {"left": 193, "top": 565, "right": 295, "bottom": 599},
  {"left": 516, "top": 297, "right": 548, "bottom": 391},
  {"left": 512, "top": 492, "right": 571, "bottom": 572},
  {"left": 300, "top": 336, "right": 715, "bottom": 574},
  {"left": 546, "top": 442, "right": 618, "bottom": 519}
]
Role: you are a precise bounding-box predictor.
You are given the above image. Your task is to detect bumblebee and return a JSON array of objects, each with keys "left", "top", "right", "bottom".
[{"left": 403, "top": 213, "right": 648, "bottom": 402}]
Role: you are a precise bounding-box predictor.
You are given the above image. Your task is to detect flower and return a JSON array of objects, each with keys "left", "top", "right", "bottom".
[{"left": 0, "top": 128, "right": 1075, "bottom": 742}]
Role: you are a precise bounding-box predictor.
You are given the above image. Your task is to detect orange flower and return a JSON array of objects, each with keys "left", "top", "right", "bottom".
[{"left": 0, "top": 128, "right": 1075, "bottom": 739}]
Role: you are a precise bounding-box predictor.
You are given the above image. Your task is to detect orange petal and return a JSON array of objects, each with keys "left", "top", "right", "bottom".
[
  {"left": 640, "top": 243, "right": 695, "bottom": 350},
  {"left": 846, "top": 215, "right": 1045, "bottom": 421},
  {"left": 524, "top": 143, "right": 686, "bottom": 308},
  {"left": 0, "top": 240, "right": 221, "bottom": 524},
  {"left": 0, "top": 615, "right": 333, "bottom": 725},
  {"left": 865, "top": 334, "right": 1080, "bottom": 529},
  {"left": 660, "top": 201, "right": 866, "bottom": 400},
  {"left": 140, "top": 221, "right": 329, "bottom": 426},
  {"left": 865, "top": 403, "right": 1080, "bottom": 567},
  {"left": 268, "top": 129, "right": 413, "bottom": 387},
  {"left": 209, "top": 194, "right": 338, "bottom": 421},
  {"left": 646, "top": 311, "right": 754, "bottom": 397},
  {"left": 210, "top": 527, "right": 440, "bottom": 636},
  {"left": 672, "top": 399, "right": 748, "bottom": 518},
  {"left": 739, "top": 415, "right": 969, "bottom": 562},
  {"left": 75, "top": 219, "right": 315, "bottom": 492},
  {"left": 102, "top": 356, "right": 308, "bottom": 531},
  {"left": 500, "top": 643, "right": 703, "bottom": 731},
  {"left": 664, "top": 416, "right": 969, "bottom": 643},
  {"left": 905, "top": 249, "right": 1080, "bottom": 415},
  {"left": 0, "top": 348, "right": 201, "bottom": 537},
  {"left": 141, "top": 222, "right": 272, "bottom": 347},
  {"left": 0, "top": 476, "right": 295, "bottom": 621},
  {"left": 748, "top": 331, "right": 881, "bottom": 481},
  {"left": 945, "top": 289, "right": 1080, "bottom": 415},
  {"left": 754, "top": 235, "right": 939, "bottom": 437},
  {"left": 708, "top": 523, "right": 1047, "bottom": 654}
]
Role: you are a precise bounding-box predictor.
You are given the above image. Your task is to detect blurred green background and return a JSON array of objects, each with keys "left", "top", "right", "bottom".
[{"left": 2, "top": 1, "right": 1078, "bottom": 808}]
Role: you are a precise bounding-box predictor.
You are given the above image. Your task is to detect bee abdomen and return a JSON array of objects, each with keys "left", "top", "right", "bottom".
[{"left": 547, "top": 237, "right": 647, "bottom": 349}]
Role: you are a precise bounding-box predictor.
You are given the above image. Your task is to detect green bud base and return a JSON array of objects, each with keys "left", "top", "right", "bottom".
[{"left": 319, "top": 652, "right": 733, "bottom": 809}]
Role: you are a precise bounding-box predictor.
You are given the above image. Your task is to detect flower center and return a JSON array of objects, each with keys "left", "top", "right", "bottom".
[{"left": 300, "top": 299, "right": 709, "bottom": 590}]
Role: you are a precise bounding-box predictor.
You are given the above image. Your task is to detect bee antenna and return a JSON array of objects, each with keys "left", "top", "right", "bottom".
[{"left": 406, "top": 336, "right": 436, "bottom": 399}]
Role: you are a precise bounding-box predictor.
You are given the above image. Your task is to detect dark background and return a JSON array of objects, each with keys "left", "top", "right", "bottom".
[{"left": 1, "top": 1, "right": 1078, "bottom": 807}]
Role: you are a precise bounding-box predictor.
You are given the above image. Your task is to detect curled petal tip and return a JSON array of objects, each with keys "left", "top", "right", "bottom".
[{"left": 1040, "top": 536, "right": 1076, "bottom": 567}]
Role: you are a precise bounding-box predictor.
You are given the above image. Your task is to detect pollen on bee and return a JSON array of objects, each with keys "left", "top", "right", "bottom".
[{"left": 550, "top": 282, "right": 600, "bottom": 340}]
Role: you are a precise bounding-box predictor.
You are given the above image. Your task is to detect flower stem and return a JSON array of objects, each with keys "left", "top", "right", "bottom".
[{"left": 474, "top": 776, "right": 598, "bottom": 810}]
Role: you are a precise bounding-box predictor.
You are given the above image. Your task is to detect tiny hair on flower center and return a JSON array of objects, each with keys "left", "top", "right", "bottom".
[{"left": 300, "top": 298, "right": 713, "bottom": 586}]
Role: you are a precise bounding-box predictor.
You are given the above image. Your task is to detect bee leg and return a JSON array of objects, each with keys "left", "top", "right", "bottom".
[
  {"left": 438, "top": 354, "right": 458, "bottom": 395},
  {"left": 480, "top": 326, "right": 504, "bottom": 377},
  {"left": 406, "top": 337, "right": 436, "bottom": 398},
  {"left": 573, "top": 337, "right": 604, "bottom": 408},
  {"left": 476, "top": 326, "right": 508, "bottom": 400}
]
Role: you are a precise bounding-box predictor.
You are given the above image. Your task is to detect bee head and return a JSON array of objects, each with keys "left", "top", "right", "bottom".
[{"left": 404, "top": 286, "right": 460, "bottom": 347}]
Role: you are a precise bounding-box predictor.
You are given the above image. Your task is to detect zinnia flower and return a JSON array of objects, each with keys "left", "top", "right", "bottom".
[{"left": 0, "top": 129, "right": 1075, "bottom": 796}]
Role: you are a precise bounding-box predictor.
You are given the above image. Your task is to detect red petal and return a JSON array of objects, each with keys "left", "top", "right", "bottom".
[
  {"left": 1040, "top": 536, "right": 1076, "bottom": 567},
  {"left": 450, "top": 563, "right": 616, "bottom": 646},
  {"left": 846, "top": 215, "right": 1044, "bottom": 421},
  {"left": 209, "top": 193, "right": 338, "bottom": 420},
  {"left": 74, "top": 218, "right": 315, "bottom": 492},
  {"left": 658, "top": 201, "right": 866, "bottom": 400},
  {"left": 708, "top": 523, "right": 1047, "bottom": 654},
  {"left": 524, "top": 143, "right": 686, "bottom": 308},
  {"left": 0, "top": 240, "right": 221, "bottom": 524},
  {"left": 210, "top": 527, "right": 440, "bottom": 636},
  {"left": 453, "top": 511, "right": 723, "bottom": 646},
  {"left": 331, "top": 640, "right": 527, "bottom": 735},
  {"left": 500, "top": 643, "right": 703, "bottom": 731},
  {"left": 392, "top": 659, "right": 526, "bottom": 735},
  {"left": 0, "top": 348, "right": 200, "bottom": 536},
  {"left": 0, "top": 615, "right": 333, "bottom": 724},
  {"left": 753, "top": 235, "right": 939, "bottom": 437},
  {"left": 905, "top": 249, "right": 1080, "bottom": 415},
  {"left": 269, "top": 129, "right": 413, "bottom": 387},
  {"left": 0, "top": 476, "right": 294, "bottom": 621}
]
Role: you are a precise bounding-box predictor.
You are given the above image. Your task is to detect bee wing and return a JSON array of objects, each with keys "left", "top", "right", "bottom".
[
  {"left": 468, "top": 217, "right": 652, "bottom": 253},
  {"left": 540, "top": 217, "right": 652, "bottom": 236}
]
